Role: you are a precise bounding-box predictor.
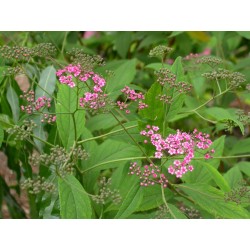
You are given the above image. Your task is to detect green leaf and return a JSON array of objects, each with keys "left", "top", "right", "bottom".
[
  {"left": 115, "top": 32, "right": 132, "bottom": 58},
  {"left": 223, "top": 166, "right": 243, "bottom": 188},
  {"left": 106, "top": 59, "right": 137, "bottom": 96},
  {"left": 230, "top": 138, "right": 250, "bottom": 155},
  {"left": 236, "top": 161, "right": 250, "bottom": 177},
  {"left": 236, "top": 31, "right": 250, "bottom": 39},
  {"left": 33, "top": 66, "right": 57, "bottom": 151},
  {"left": 165, "top": 57, "right": 186, "bottom": 121},
  {"left": 0, "top": 114, "right": 13, "bottom": 129},
  {"left": 56, "top": 84, "right": 85, "bottom": 150},
  {"left": 139, "top": 82, "right": 164, "bottom": 121},
  {"left": 115, "top": 182, "right": 143, "bottom": 218},
  {"left": 58, "top": 175, "right": 92, "bottom": 219},
  {"left": 166, "top": 94, "right": 185, "bottom": 121},
  {"left": 81, "top": 139, "right": 142, "bottom": 172},
  {"left": 177, "top": 183, "right": 250, "bottom": 218},
  {"left": 0, "top": 124, "right": 4, "bottom": 147},
  {"left": 205, "top": 107, "right": 244, "bottom": 135},
  {"left": 35, "top": 66, "right": 56, "bottom": 99},
  {"left": 6, "top": 83, "right": 20, "bottom": 123},
  {"left": 137, "top": 185, "right": 174, "bottom": 212},
  {"left": 203, "top": 161, "right": 231, "bottom": 192},
  {"left": 167, "top": 203, "right": 187, "bottom": 219}
]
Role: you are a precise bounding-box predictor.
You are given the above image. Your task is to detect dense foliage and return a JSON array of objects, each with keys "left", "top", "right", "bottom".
[{"left": 0, "top": 31, "right": 250, "bottom": 219}]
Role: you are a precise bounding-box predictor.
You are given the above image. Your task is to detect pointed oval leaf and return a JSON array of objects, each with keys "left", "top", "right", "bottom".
[{"left": 58, "top": 175, "right": 92, "bottom": 219}]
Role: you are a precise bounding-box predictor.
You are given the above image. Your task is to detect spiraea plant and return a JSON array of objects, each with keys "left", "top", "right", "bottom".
[{"left": 1, "top": 31, "right": 250, "bottom": 219}]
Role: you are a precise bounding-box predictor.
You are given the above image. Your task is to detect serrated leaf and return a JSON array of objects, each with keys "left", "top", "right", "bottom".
[
  {"left": 6, "top": 84, "right": 20, "bottom": 123},
  {"left": 115, "top": 182, "right": 143, "bottom": 218},
  {"left": 58, "top": 175, "right": 92, "bottom": 219},
  {"left": 56, "top": 84, "right": 85, "bottom": 150},
  {"left": 177, "top": 183, "right": 250, "bottom": 218}
]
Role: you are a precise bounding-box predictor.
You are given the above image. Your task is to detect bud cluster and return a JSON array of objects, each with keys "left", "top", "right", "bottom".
[
  {"left": 92, "top": 177, "right": 122, "bottom": 205},
  {"left": 3, "top": 66, "right": 24, "bottom": 76},
  {"left": 0, "top": 43, "right": 56, "bottom": 62},
  {"left": 7, "top": 120, "right": 37, "bottom": 141},
  {"left": 202, "top": 68, "right": 246, "bottom": 87},
  {"left": 224, "top": 181, "right": 250, "bottom": 205},
  {"left": 155, "top": 205, "right": 171, "bottom": 219},
  {"left": 196, "top": 56, "right": 223, "bottom": 68},
  {"left": 20, "top": 90, "right": 56, "bottom": 123},
  {"left": 29, "top": 145, "right": 89, "bottom": 176},
  {"left": 129, "top": 162, "right": 168, "bottom": 188},
  {"left": 67, "top": 48, "right": 104, "bottom": 73},
  {"left": 149, "top": 45, "right": 173, "bottom": 59},
  {"left": 179, "top": 204, "right": 202, "bottom": 219},
  {"left": 236, "top": 110, "right": 250, "bottom": 126},
  {"left": 21, "top": 176, "right": 55, "bottom": 194}
]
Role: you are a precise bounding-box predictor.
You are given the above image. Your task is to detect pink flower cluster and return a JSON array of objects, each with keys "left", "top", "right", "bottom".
[
  {"left": 56, "top": 64, "right": 82, "bottom": 88},
  {"left": 79, "top": 92, "right": 107, "bottom": 110},
  {"left": 129, "top": 162, "right": 168, "bottom": 188},
  {"left": 117, "top": 86, "right": 148, "bottom": 114},
  {"left": 56, "top": 64, "right": 108, "bottom": 111},
  {"left": 140, "top": 125, "right": 214, "bottom": 178},
  {"left": 20, "top": 90, "right": 56, "bottom": 124}
]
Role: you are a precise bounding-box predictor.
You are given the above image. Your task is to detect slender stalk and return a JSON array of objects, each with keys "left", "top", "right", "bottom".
[
  {"left": 77, "top": 125, "right": 138, "bottom": 144},
  {"left": 215, "top": 77, "right": 222, "bottom": 94},
  {"left": 110, "top": 110, "right": 155, "bottom": 165},
  {"left": 193, "top": 111, "right": 217, "bottom": 124},
  {"left": 31, "top": 134, "right": 54, "bottom": 147},
  {"left": 81, "top": 156, "right": 155, "bottom": 174},
  {"left": 184, "top": 88, "right": 231, "bottom": 113},
  {"left": 161, "top": 184, "right": 176, "bottom": 219}
]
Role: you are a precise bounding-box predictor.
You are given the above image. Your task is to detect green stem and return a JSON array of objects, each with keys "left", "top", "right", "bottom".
[
  {"left": 193, "top": 111, "right": 217, "bottom": 124},
  {"left": 185, "top": 88, "right": 231, "bottom": 113},
  {"left": 77, "top": 125, "right": 138, "bottom": 144},
  {"left": 215, "top": 77, "right": 222, "bottom": 94},
  {"left": 81, "top": 154, "right": 250, "bottom": 174},
  {"left": 161, "top": 184, "right": 176, "bottom": 219},
  {"left": 110, "top": 110, "right": 154, "bottom": 165},
  {"left": 81, "top": 156, "right": 154, "bottom": 174},
  {"left": 30, "top": 134, "right": 54, "bottom": 147}
]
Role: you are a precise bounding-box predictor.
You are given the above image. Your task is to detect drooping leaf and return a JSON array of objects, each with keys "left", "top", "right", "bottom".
[
  {"left": 115, "top": 182, "right": 143, "bottom": 218},
  {"left": 58, "top": 175, "right": 92, "bottom": 219},
  {"left": 236, "top": 161, "right": 250, "bottom": 177},
  {"left": 177, "top": 183, "right": 250, "bottom": 218},
  {"left": 6, "top": 83, "right": 20, "bottom": 123}
]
